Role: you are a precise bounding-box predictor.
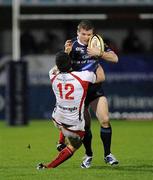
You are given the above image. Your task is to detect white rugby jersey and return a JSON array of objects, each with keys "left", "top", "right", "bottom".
[{"left": 49, "top": 70, "right": 96, "bottom": 131}]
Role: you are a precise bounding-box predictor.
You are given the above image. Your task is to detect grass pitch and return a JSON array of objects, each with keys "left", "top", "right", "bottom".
[{"left": 0, "top": 119, "right": 153, "bottom": 180}]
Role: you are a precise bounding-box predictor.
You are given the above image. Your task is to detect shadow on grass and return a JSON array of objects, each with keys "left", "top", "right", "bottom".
[{"left": 92, "top": 164, "right": 153, "bottom": 173}]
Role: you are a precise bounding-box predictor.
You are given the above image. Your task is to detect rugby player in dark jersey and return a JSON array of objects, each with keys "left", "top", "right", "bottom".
[{"left": 58, "top": 20, "right": 119, "bottom": 168}]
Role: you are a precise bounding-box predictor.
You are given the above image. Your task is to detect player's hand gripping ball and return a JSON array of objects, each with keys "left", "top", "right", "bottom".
[{"left": 88, "top": 34, "right": 104, "bottom": 57}]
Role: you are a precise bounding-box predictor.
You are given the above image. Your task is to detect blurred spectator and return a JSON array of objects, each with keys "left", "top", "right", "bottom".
[
  {"left": 38, "top": 31, "right": 60, "bottom": 54},
  {"left": 122, "top": 29, "right": 145, "bottom": 53},
  {"left": 150, "top": 34, "right": 153, "bottom": 53},
  {"left": 104, "top": 38, "right": 119, "bottom": 54},
  {"left": 21, "top": 30, "right": 38, "bottom": 55}
]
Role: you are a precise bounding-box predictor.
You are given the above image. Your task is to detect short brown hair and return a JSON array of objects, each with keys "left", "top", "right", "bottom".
[
  {"left": 55, "top": 51, "right": 71, "bottom": 72},
  {"left": 77, "top": 20, "right": 94, "bottom": 32}
]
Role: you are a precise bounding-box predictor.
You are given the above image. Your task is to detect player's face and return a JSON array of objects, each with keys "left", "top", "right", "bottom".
[{"left": 77, "top": 28, "right": 93, "bottom": 45}]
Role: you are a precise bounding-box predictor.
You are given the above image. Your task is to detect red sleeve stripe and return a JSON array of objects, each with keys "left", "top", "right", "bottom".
[{"left": 50, "top": 74, "right": 57, "bottom": 84}]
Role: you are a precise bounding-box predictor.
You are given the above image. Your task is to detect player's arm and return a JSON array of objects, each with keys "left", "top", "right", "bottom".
[
  {"left": 49, "top": 65, "right": 59, "bottom": 76},
  {"left": 87, "top": 44, "right": 118, "bottom": 63},
  {"left": 100, "top": 50, "right": 118, "bottom": 63},
  {"left": 95, "top": 64, "right": 105, "bottom": 83},
  {"left": 64, "top": 40, "right": 72, "bottom": 54}
]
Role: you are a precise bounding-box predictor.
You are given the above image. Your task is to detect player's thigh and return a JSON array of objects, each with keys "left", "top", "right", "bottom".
[{"left": 91, "top": 96, "right": 109, "bottom": 125}]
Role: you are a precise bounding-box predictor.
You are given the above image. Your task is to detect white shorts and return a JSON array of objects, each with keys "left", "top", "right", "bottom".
[{"left": 52, "top": 119, "right": 85, "bottom": 139}]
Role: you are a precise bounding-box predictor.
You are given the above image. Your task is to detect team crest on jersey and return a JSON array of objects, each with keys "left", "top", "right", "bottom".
[{"left": 75, "top": 47, "right": 84, "bottom": 53}]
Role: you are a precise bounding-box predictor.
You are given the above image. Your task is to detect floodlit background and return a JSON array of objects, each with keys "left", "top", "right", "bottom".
[
  {"left": 0, "top": 1, "right": 153, "bottom": 180},
  {"left": 0, "top": 0, "right": 153, "bottom": 123}
]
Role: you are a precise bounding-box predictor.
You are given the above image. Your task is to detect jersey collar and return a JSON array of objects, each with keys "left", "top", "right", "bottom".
[{"left": 77, "top": 37, "right": 86, "bottom": 46}]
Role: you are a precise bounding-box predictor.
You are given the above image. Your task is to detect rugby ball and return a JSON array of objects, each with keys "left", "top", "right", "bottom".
[{"left": 88, "top": 34, "right": 104, "bottom": 55}]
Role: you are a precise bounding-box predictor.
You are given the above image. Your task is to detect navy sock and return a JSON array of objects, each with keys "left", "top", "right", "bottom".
[
  {"left": 100, "top": 126, "right": 112, "bottom": 157},
  {"left": 82, "top": 128, "right": 93, "bottom": 157}
]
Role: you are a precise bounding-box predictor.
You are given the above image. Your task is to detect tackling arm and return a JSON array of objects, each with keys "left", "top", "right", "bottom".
[
  {"left": 64, "top": 40, "right": 72, "bottom": 54},
  {"left": 49, "top": 65, "right": 59, "bottom": 75}
]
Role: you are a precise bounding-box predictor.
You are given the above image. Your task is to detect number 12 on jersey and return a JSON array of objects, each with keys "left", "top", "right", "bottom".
[{"left": 57, "top": 83, "right": 74, "bottom": 100}]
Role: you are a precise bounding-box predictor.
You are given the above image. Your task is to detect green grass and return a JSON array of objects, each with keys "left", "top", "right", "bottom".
[{"left": 0, "top": 119, "right": 153, "bottom": 180}]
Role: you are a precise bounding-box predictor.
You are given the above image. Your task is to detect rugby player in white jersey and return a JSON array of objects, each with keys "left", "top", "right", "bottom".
[{"left": 37, "top": 51, "right": 105, "bottom": 169}]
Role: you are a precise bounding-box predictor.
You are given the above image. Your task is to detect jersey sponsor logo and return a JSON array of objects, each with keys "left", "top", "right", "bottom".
[
  {"left": 82, "top": 54, "right": 90, "bottom": 59},
  {"left": 57, "top": 77, "right": 74, "bottom": 81},
  {"left": 72, "top": 59, "right": 96, "bottom": 64},
  {"left": 58, "top": 104, "right": 77, "bottom": 112}
]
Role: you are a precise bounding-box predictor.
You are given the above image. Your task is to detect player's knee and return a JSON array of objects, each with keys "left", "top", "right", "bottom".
[
  {"left": 101, "top": 115, "right": 110, "bottom": 127},
  {"left": 68, "top": 136, "right": 82, "bottom": 149}
]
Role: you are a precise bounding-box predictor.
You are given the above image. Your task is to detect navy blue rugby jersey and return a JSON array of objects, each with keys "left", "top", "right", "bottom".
[{"left": 69, "top": 37, "right": 112, "bottom": 72}]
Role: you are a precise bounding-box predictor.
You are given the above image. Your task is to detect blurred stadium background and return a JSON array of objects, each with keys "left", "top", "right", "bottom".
[{"left": 0, "top": 0, "right": 153, "bottom": 125}]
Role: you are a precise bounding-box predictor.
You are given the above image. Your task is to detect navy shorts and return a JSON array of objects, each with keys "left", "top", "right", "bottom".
[{"left": 85, "top": 83, "right": 105, "bottom": 107}]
